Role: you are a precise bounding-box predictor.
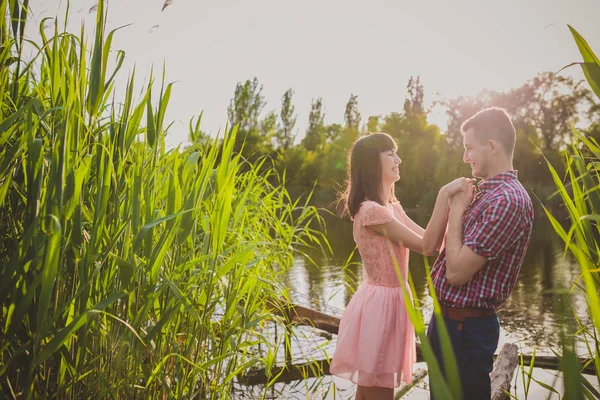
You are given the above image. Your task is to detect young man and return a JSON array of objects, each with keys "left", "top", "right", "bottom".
[{"left": 427, "top": 107, "right": 534, "bottom": 399}]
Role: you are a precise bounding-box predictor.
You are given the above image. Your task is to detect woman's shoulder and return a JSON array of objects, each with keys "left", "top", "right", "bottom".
[
  {"left": 357, "top": 200, "right": 386, "bottom": 213},
  {"left": 360, "top": 199, "right": 379, "bottom": 207},
  {"left": 355, "top": 200, "right": 396, "bottom": 226},
  {"left": 358, "top": 199, "right": 404, "bottom": 212}
]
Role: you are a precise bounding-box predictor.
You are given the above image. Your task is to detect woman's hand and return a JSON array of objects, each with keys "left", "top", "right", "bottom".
[
  {"left": 443, "top": 177, "right": 476, "bottom": 197},
  {"left": 450, "top": 182, "right": 476, "bottom": 210}
]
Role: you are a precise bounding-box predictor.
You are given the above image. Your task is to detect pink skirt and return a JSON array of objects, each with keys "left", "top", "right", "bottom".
[{"left": 330, "top": 282, "right": 416, "bottom": 388}]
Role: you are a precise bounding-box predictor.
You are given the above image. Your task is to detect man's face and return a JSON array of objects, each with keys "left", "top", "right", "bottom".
[{"left": 463, "top": 128, "right": 491, "bottom": 179}]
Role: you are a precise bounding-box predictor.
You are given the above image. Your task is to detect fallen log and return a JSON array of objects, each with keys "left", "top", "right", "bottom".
[
  {"left": 268, "top": 300, "right": 340, "bottom": 335},
  {"left": 238, "top": 344, "right": 427, "bottom": 386},
  {"left": 238, "top": 359, "right": 430, "bottom": 396},
  {"left": 491, "top": 343, "right": 519, "bottom": 400},
  {"left": 238, "top": 358, "right": 330, "bottom": 385}
]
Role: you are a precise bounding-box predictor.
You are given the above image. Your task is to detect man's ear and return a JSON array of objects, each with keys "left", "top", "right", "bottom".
[{"left": 488, "top": 139, "right": 499, "bottom": 154}]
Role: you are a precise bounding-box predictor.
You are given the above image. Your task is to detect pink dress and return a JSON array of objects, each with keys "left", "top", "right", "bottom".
[{"left": 330, "top": 200, "right": 416, "bottom": 388}]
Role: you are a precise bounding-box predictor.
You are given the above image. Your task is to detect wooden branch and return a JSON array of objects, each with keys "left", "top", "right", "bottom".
[
  {"left": 267, "top": 299, "right": 341, "bottom": 335},
  {"left": 491, "top": 343, "right": 519, "bottom": 400},
  {"left": 394, "top": 368, "right": 428, "bottom": 399},
  {"left": 516, "top": 354, "right": 596, "bottom": 375},
  {"left": 238, "top": 359, "right": 330, "bottom": 385}
]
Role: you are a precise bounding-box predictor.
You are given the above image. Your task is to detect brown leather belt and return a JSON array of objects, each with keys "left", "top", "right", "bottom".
[{"left": 440, "top": 305, "right": 496, "bottom": 321}]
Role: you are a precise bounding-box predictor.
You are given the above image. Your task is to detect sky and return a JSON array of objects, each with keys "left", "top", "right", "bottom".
[{"left": 32, "top": 0, "right": 600, "bottom": 147}]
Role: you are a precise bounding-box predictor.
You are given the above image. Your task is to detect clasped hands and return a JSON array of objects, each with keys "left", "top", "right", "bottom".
[{"left": 444, "top": 177, "right": 477, "bottom": 211}]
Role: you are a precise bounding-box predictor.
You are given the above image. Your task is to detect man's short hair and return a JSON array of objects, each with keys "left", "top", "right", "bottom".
[{"left": 461, "top": 107, "right": 516, "bottom": 157}]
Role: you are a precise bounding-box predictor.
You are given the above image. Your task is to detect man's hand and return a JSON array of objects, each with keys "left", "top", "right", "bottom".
[
  {"left": 450, "top": 182, "right": 476, "bottom": 210},
  {"left": 444, "top": 177, "right": 476, "bottom": 197}
]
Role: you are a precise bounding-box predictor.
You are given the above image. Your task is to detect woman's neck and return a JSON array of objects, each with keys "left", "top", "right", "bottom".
[{"left": 381, "top": 183, "right": 393, "bottom": 204}]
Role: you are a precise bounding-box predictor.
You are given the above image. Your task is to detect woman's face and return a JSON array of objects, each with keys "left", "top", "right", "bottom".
[{"left": 380, "top": 148, "right": 401, "bottom": 184}]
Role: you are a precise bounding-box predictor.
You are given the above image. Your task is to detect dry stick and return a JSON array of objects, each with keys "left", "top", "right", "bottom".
[
  {"left": 394, "top": 368, "right": 428, "bottom": 399},
  {"left": 491, "top": 343, "right": 519, "bottom": 400}
]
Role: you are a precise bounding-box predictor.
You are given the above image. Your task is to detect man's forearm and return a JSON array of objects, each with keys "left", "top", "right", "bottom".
[{"left": 445, "top": 205, "right": 465, "bottom": 275}]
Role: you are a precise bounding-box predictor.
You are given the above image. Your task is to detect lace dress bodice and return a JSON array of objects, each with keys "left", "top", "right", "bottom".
[{"left": 353, "top": 200, "right": 410, "bottom": 287}]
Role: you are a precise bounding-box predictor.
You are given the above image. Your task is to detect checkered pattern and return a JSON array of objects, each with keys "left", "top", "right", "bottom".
[{"left": 431, "top": 171, "right": 534, "bottom": 310}]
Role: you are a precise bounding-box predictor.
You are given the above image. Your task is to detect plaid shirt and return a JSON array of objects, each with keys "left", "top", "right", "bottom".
[{"left": 431, "top": 171, "right": 534, "bottom": 310}]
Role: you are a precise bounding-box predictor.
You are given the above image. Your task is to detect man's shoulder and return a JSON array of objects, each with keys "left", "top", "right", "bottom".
[
  {"left": 491, "top": 179, "right": 532, "bottom": 208},
  {"left": 472, "top": 182, "right": 533, "bottom": 227},
  {"left": 481, "top": 180, "right": 534, "bottom": 230}
]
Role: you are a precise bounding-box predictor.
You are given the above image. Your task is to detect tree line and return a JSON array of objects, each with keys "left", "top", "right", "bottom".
[{"left": 194, "top": 72, "right": 599, "bottom": 219}]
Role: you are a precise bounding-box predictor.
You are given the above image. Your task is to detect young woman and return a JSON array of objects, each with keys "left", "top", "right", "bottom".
[{"left": 329, "top": 132, "right": 473, "bottom": 400}]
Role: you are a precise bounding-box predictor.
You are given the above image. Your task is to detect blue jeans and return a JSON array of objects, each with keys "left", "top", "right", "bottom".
[{"left": 426, "top": 314, "right": 500, "bottom": 400}]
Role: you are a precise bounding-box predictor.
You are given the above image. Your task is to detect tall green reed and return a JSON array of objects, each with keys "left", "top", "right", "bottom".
[
  {"left": 389, "top": 246, "right": 462, "bottom": 400},
  {"left": 527, "top": 25, "right": 600, "bottom": 400},
  {"left": 0, "top": 1, "right": 325, "bottom": 398}
]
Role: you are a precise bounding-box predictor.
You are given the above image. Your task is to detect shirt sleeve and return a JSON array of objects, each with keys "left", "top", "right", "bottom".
[
  {"left": 463, "top": 199, "right": 523, "bottom": 260},
  {"left": 393, "top": 202, "right": 409, "bottom": 224},
  {"left": 361, "top": 201, "right": 395, "bottom": 226}
]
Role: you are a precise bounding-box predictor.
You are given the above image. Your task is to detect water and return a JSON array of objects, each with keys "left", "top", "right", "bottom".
[
  {"left": 286, "top": 216, "right": 588, "bottom": 353},
  {"left": 238, "top": 215, "right": 597, "bottom": 399}
]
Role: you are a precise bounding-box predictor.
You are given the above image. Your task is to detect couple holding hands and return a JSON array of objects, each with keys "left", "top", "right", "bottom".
[{"left": 330, "top": 107, "right": 534, "bottom": 400}]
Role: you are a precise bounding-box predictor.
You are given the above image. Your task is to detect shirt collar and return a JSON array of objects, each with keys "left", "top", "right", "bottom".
[{"left": 478, "top": 170, "right": 518, "bottom": 193}]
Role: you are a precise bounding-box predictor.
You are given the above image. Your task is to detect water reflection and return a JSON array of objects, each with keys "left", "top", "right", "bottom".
[
  {"left": 288, "top": 214, "right": 586, "bottom": 354},
  {"left": 235, "top": 215, "right": 593, "bottom": 399}
]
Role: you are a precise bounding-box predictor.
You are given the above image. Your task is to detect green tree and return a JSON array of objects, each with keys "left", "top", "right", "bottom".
[
  {"left": 227, "top": 77, "right": 271, "bottom": 156},
  {"left": 404, "top": 76, "right": 425, "bottom": 117},
  {"left": 366, "top": 116, "right": 380, "bottom": 132},
  {"left": 261, "top": 110, "right": 278, "bottom": 146},
  {"left": 276, "top": 88, "right": 297, "bottom": 149},
  {"left": 439, "top": 72, "right": 594, "bottom": 213},
  {"left": 381, "top": 78, "right": 443, "bottom": 210},
  {"left": 522, "top": 72, "right": 591, "bottom": 151},
  {"left": 302, "top": 97, "right": 326, "bottom": 152},
  {"left": 325, "top": 123, "right": 343, "bottom": 143},
  {"left": 443, "top": 72, "right": 591, "bottom": 152},
  {"left": 344, "top": 93, "right": 361, "bottom": 132}
]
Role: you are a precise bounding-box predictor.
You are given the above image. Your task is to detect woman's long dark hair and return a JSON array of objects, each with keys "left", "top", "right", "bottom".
[{"left": 339, "top": 132, "right": 398, "bottom": 218}]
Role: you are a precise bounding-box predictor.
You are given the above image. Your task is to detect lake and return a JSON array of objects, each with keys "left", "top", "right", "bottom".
[{"left": 234, "top": 214, "right": 596, "bottom": 399}]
